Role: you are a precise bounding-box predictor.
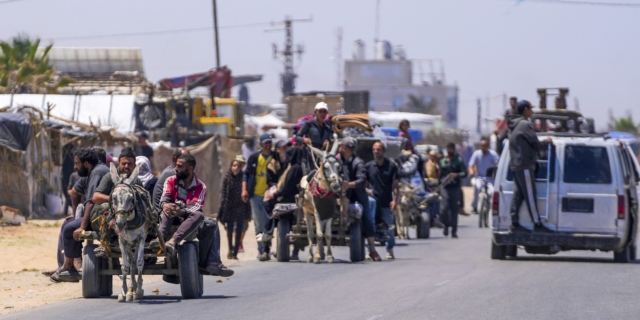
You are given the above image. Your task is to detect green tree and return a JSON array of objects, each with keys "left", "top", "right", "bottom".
[
  {"left": 0, "top": 35, "right": 72, "bottom": 94},
  {"left": 401, "top": 94, "right": 439, "bottom": 114},
  {"left": 608, "top": 115, "right": 639, "bottom": 135}
]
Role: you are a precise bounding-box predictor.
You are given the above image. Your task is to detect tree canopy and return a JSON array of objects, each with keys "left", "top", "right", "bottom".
[
  {"left": 608, "top": 115, "right": 639, "bottom": 136},
  {"left": 0, "top": 35, "right": 72, "bottom": 94}
]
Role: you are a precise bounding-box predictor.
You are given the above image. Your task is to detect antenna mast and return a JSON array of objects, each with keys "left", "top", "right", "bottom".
[{"left": 268, "top": 16, "right": 312, "bottom": 98}]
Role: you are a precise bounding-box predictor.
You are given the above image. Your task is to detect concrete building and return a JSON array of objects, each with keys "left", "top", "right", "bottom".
[{"left": 344, "top": 40, "right": 459, "bottom": 128}]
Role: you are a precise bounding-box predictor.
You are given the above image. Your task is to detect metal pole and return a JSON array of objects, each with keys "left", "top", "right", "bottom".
[
  {"left": 477, "top": 98, "right": 481, "bottom": 134},
  {"left": 212, "top": 0, "right": 220, "bottom": 68},
  {"left": 108, "top": 94, "right": 114, "bottom": 126},
  {"left": 545, "top": 143, "right": 551, "bottom": 222}
]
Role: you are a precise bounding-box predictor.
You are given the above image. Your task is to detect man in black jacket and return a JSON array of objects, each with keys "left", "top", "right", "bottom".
[
  {"left": 295, "top": 102, "right": 334, "bottom": 172},
  {"left": 439, "top": 142, "right": 467, "bottom": 238},
  {"left": 508, "top": 100, "right": 553, "bottom": 233},
  {"left": 339, "top": 138, "right": 381, "bottom": 261}
]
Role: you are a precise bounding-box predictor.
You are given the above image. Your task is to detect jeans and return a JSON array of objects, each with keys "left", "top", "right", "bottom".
[
  {"left": 62, "top": 217, "right": 93, "bottom": 259},
  {"left": 471, "top": 177, "right": 494, "bottom": 210},
  {"left": 197, "top": 217, "right": 221, "bottom": 267},
  {"left": 379, "top": 207, "right": 395, "bottom": 250},
  {"left": 159, "top": 210, "right": 204, "bottom": 243},
  {"left": 224, "top": 220, "right": 244, "bottom": 256},
  {"left": 250, "top": 195, "right": 273, "bottom": 254},
  {"left": 360, "top": 197, "right": 375, "bottom": 238}
]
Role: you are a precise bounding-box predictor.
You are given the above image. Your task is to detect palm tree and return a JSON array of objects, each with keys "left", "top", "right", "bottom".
[
  {"left": 401, "top": 94, "right": 439, "bottom": 114},
  {"left": 608, "top": 115, "right": 639, "bottom": 135},
  {"left": 0, "top": 35, "right": 72, "bottom": 94}
]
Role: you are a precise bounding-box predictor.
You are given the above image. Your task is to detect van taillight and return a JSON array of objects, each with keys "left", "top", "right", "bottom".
[
  {"left": 492, "top": 191, "right": 500, "bottom": 216},
  {"left": 618, "top": 195, "right": 626, "bottom": 219}
]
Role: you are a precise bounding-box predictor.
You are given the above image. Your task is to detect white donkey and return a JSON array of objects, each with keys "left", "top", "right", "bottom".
[
  {"left": 299, "top": 138, "right": 344, "bottom": 263},
  {"left": 108, "top": 163, "right": 149, "bottom": 302}
]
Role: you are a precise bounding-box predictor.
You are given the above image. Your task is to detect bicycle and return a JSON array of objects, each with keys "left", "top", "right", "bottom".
[{"left": 475, "top": 176, "right": 493, "bottom": 228}]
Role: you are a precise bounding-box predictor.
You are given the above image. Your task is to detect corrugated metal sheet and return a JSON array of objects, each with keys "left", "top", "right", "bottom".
[{"left": 45, "top": 48, "right": 145, "bottom": 77}]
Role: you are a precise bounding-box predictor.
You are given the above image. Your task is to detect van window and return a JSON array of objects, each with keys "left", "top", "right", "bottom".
[
  {"left": 506, "top": 146, "right": 555, "bottom": 182},
  {"left": 563, "top": 146, "right": 612, "bottom": 184}
]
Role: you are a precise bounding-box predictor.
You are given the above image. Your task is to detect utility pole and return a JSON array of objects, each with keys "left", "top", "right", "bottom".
[
  {"left": 477, "top": 98, "right": 481, "bottom": 134},
  {"left": 374, "top": 0, "right": 381, "bottom": 56},
  {"left": 212, "top": 0, "right": 220, "bottom": 68},
  {"left": 335, "top": 27, "right": 343, "bottom": 89},
  {"left": 267, "top": 16, "right": 312, "bottom": 98}
]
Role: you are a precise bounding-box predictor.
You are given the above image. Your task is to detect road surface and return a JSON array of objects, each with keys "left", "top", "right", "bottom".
[{"left": 5, "top": 215, "right": 640, "bottom": 320}]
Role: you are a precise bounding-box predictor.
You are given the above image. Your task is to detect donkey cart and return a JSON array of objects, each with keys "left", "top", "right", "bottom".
[
  {"left": 79, "top": 230, "right": 204, "bottom": 300},
  {"left": 272, "top": 201, "right": 366, "bottom": 263}
]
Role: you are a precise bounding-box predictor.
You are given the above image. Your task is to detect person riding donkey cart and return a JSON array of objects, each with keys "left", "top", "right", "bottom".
[{"left": 158, "top": 154, "right": 234, "bottom": 277}]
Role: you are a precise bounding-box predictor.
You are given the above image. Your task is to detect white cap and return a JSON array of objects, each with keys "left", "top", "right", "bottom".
[{"left": 314, "top": 102, "right": 328, "bottom": 111}]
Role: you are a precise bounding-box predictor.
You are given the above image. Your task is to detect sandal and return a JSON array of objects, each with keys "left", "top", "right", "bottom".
[
  {"left": 42, "top": 268, "right": 59, "bottom": 277},
  {"left": 50, "top": 268, "right": 81, "bottom": 283},
  {"left": 369, "top": 252, "right": 382, "bottom": 262}
]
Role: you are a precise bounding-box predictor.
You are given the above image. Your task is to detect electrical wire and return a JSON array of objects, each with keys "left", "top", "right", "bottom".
[
  {"left": 46, "top": 21, "right": 275, "bottom": 41},
  {"left": 515, "top": 0, "right": 640, "bottom": 6},
  {"left": 0, "top": 0, "right": 27, "bottom": 4}
]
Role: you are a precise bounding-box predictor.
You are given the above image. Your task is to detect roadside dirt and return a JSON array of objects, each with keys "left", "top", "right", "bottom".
[{"left": 0, "top": 219, "right": 258, "bottom": 315}]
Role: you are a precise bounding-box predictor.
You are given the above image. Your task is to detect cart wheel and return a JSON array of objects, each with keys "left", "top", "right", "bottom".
[
  {"left": 505, "top": 245, "right": 518, "bottom": 258},
  {"left": 277, "top": 218, "right": 291, "bottom": 262},
  {"left": 178, "top": 242, "right": 201, "bottom": 299},
  {"left": 349, "top": 220, "right": 364, "bottom": 262},
  {"left": 416, "top": 213, "right": 430, "bottom": 239},
  {"left": 82, "top": 243, "right": 100, "bottom": 298},
  {"left": 99, "top": 257, "right": 113, "bottom": 297}
]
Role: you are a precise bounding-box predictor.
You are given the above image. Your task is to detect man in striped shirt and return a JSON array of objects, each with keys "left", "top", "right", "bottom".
[{"left": 160, "top": 154, "right": 233, "bottom": 276}]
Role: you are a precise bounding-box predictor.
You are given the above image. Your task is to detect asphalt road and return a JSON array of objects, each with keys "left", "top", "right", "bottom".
[{"left": 5, "top": 215, "right": 640, "bottom": 320}]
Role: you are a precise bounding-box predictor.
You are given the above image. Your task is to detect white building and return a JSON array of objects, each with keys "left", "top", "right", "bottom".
[{"left": 344, "top": 40, "right": 459, "bottom": 128}]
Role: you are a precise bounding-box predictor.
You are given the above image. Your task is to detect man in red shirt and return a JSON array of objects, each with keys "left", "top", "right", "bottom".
[{"left": 160, "top": 154, "right": 233, "bottom": 276}]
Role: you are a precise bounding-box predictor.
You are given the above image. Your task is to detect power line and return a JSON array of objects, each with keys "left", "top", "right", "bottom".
[
  {"left": 515, "top": 0, "right": 640, "bottom": 6},
  {"left": 0, "top": 0, "right": 27, "bottom": 4},
  {"left": 46, "top": 21, "right": 275, "bottom": 41}
]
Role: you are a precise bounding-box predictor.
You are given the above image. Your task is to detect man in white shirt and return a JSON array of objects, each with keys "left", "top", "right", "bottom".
[{"left": 468, "top": 137, "right": 500, "bottom": 214}]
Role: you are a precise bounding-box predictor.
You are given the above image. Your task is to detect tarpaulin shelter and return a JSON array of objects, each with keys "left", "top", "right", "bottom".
[{"left": 0, "top": 105, "right": 134, "bottom": 218}]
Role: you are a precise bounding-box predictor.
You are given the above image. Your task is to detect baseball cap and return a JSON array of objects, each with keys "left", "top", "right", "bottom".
[
  {"left": 517, "top": 100, "right": 533, "bottom": 115},
  {"left": 260, "top": 133, "right": 273, "bottom": 144},
  {"left": 234, "top": 155, "right": 246, "bottom": 163},
  {"left": 339, "top": 137, "right": 356, "bottom": 150},
  {"left": 314, "top": 102, "right": 329, "bottom": 111}
]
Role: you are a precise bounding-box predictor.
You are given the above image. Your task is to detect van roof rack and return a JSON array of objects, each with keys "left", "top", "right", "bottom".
[{"left": 537, "top": 132, "right": 611, "bottom": 139}]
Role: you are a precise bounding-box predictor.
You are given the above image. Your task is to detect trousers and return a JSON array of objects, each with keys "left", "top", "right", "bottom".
[
  {"left": 510, "top": 169, "right": 541, "bottom": 225},
  {"left": 441, "top": 187, "right": 462, "bottom": 235}
]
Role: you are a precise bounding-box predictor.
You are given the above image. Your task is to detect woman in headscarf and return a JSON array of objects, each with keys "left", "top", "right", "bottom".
[
  {"left": 136, "top": 156, "right": 158, "bottom": 195},
  {"left": 219, "top": 156, "right": 250, "bottom": 259}
]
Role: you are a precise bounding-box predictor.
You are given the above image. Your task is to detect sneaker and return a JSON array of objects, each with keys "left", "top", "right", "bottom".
[
  {"left": 452, "top": 234, "right": 458, "bottom": 238},
  {"left": 443, "top": 228, "right": 449, "bottom": 236},
  {"left": 534, "top": 223, "right": 555, "bottom": 233},
  {"left": 259, "top": 252, "right": 269, "bottom": 261},
  {"left": 510, "top": 223, "right": 531, "bottom": 233},
  {"left": 290, "top": 254, "right": 299, "bottom": 261},
  {"left": 238, "top": 244, "right": 244, "bottom": 253},
  {"left": 386, "top": 249, "right": 395, "bottom": 260},
  {"left": 433, "top": 217, "right": 445, "bottom": 229},
  {"left": 205, "top": 263, "right": 234, "bottom": 277}
]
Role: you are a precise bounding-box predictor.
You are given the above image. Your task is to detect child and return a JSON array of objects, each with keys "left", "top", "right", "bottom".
[{"left": 219, "top": 155, "right": 250, "bottom": 259}]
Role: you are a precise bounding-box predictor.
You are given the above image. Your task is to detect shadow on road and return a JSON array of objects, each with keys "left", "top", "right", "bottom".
[
  {"left": 137, "top": 295, "right": 237, "bottom": 305},
  {"left": 505, "top": 256, "right": 640, "bottom": 264}
]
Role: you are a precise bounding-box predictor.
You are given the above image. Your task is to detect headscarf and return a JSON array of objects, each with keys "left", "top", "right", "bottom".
[{"left": 135, "top": 156, "right": 154, "bottom": 186}]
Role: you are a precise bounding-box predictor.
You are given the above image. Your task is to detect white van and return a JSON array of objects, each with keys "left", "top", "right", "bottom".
[{"left": 491, "top": 133, "right": 640, "bottom": 262}]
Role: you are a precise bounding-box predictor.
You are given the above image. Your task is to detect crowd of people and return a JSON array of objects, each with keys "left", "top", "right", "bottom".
[{"left": 43, "top": 98, "right": 547, "bottom": 282}]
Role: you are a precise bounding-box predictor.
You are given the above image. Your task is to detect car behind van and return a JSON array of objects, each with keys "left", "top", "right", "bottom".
[{"left": 491, "top": 133, "right": 640, "bottom": 262}]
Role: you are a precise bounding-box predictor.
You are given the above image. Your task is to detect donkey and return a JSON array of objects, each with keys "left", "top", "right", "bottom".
[
  {"left": 299, "top": 137, "right": 344, "bottom": 263},
  {"left": 108, "top": 163, "right": 149, "bottom": 302},
  {"left": 396, "top": 183, "right": 422, "bottom": 239}
]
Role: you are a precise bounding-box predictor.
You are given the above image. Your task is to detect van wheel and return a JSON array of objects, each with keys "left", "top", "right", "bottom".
[
  {"left": 491, "top": 242, "right": 506, "bottom": 260},
  {"left": 505, "top": 245, "right": 518, "bottom": 258},
  {"left": 630, "top": 244, "right": 637, "bottom": 261},
  {"left": 614, "top": 245, "right": 632, "bottom": 263}
]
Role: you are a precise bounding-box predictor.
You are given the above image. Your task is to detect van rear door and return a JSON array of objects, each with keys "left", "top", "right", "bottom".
[{"left": 557, "top": 144, "right": 617, "bottom": 233}]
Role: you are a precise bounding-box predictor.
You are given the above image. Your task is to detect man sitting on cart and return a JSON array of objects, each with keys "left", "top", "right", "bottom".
[{"left": 159, "top": 154, "right": 234, "bottom": 277}]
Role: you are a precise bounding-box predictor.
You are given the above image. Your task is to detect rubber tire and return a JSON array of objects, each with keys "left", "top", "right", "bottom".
[
  {"left": 349, "top": 220, "right": 364, "bottom": 262},
  {"left": 277, "top": 218, "right": 291, "bottom": 262},
  {"left": 491, "top": 241, "right": 507, "bottom": 260},
  {"left": 198, "top": 272, "right": 204, "bottom": 298},
  {"left": 98, "top": 257, "right": 113, "bottom": 297},
  {"left": 178, "top": 242, "right": 201, "bottom": 299},
  {"left": 82, "top": 243, "right": 100, "bottom": 298},
  {"left": 505, "top": 245, "right": 518, "bottom": 258},
  {"left": 476, "top": 193, "right": 489, "bottom": 228},
  {"left": 416, "top": 213, "right": 431, "bottom": 239},
  {"left": 614, "top": 245, "right": 632, "bottom": 263},
  {"left": 631, "top": 244, "right": 637, "bottom": 261}
]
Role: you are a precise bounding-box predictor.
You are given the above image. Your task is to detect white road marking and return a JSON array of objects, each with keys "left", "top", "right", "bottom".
[
  {"left": 365, "top": 315, "right": 383, "bottom": 320},
  {"left": 436, "top": 280, "right": 451, "bottom": 287}
]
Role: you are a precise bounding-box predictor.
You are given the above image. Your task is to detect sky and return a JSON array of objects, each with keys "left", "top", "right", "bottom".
[{"left": 1, "top": 0, "right": 639, "bottom": 131}]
